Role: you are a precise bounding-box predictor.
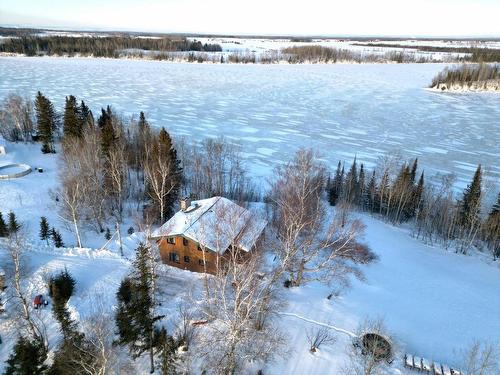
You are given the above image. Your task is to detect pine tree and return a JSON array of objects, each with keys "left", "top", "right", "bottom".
[
  {"left": 366, "top": 170, "right": 377, "bottom": 212},
  {"left": 8, "top": 211, "right": 20, "bottom": 234},
  {"left": 146, "top": 128, "right": 182, "bottom": 222},
  {"left": 329, "top": 161, "right": 343, "bottom": 206},
  {"left": 115, "top": 243, "right": 164, "bottom": 373},
  {"left": 4, "top": 336, "right": 48, "bottom": 375},
  {"left": 156, "top": 327, "right": 177, "bottom": 375},
  {"left": 49, "top": 269, "right": 76, "bottom": 336},
  {"left": 344, "top": 156, "right": 358, "bottom": 204},
  {"left": 35, "top": 91, "right": 56, "bottom": 154},
  {"left": 485, "top": 193, "right": 500, "bottom": 259},
  {"left": 48, "top": 270, "right": 96, "bottom": 374},
  {"left": 0, "top": 211, "right": 8, "bottom": 237},
  {"left": 79, "top": 100, "right": 93, "bottom": 128},
  {"left": 410, "top": 158, "right": 418, "bottom": 183},
  {"left": 39, "top": 216, "right": 50, "bottom": 244},
  {"left": 459, "top": 164, "right": 482, "bottom": 228},
  {"left": 51, "top": 227, "right": 64, "bottom": 248},
  {"left": 63, "top": 95, "right": 82, "bottom": 139},
  {"left": 98, "top": 106, "right": 116, "bottom": 157},
  {"left": 357, "top": 163, "right": 366, "bottom": 208},
  {"left": 138, "top": 111, "right": 149, "bottom": 133}
]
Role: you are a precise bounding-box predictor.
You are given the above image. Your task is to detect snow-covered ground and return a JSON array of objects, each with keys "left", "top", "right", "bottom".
[
  {"left": 0, "top": 57, "right": 499, "bottom": 191},
  {"left": 1, "top": 140, "right": 499, "bottom": 374}
]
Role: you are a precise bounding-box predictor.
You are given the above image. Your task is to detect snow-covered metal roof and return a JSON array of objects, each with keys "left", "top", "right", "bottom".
[{"left": 151, "top": 196, "right": 267, "bottom": 254}]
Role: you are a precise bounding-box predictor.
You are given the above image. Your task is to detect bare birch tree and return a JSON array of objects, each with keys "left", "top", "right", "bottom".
[
  {"left": 269, "top": 149, "right": 375, "bottom": 287},
  {"left": 195, "top": 201, "right": 285, "bottom": 374}
]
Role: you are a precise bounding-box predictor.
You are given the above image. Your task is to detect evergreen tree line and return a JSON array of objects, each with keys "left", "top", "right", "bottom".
[
  {"left": 327, "top": 157, "right": 499, "bottom": 258},
  {"left": 0, "top": 211, "right": 21, "bottom": 238},
  {"left": 0, "top": 36, "right": 222, "bottom": 57},
  {"left": 52, "top": 91, "right": 257, "bottom": 247}
]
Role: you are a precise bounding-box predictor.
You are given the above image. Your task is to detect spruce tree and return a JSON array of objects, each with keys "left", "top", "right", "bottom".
[
  {"left": 79, "top": 100, "right": 93, "bottom": 128},
  {"left": 63, "top": 95, "right": 82, "bottom": 139},
  {"left": 39, "top": 216, "right": 50, "bottom": 244},
  {"left": 138, "top": 111, "right": 149, "bottom": 133},
  {"left": 8, "top": 211, "right": 20, "bottom": 234},
  {"left": 115, "top": 243, "right": 164, "bottom": 373},
  {"left": 459, "top": 164, "right": 482, "bottom": 228},
  {"left": 49, "top": 269, "right": 76, "bottom": 336},
  {"left": 366, "top": 170, "right": 377, "bottom": 212},
  {"left": 98, "top": 106, "right": 116, "bottom": 157},
  {"left": 35, "top": 91, "right": 56, "bottom": 153},
  {"left": 0, "top": 211, "right": 8, "bottom": 237},
  {"left": 485, "top": 193, "right": 500, "bottom": 259},
  {"left": 329, "top": 161, "right": 342, "bottom": 206},
  {"left": 345, "top": 156, "right": 358, "bottom": 204},
  {"left": 48, "top": 270, "right": 96, "bottom": 374},
  {"left": 151, "top": 128, "right": 182, "bottom": 221},
  {"left": 51, "top": 227, "right": 64, "bottom": 248},
  {"left": 4, "top": 336, "right": 48, "bottom": 375},
  {"left": 410, "top": 158, "right": 418, "bottom": 183},
  {"left": 357, "top": 163, "right": 366, "bottom": 208}
]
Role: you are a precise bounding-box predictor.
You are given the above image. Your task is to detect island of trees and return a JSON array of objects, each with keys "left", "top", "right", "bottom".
[{"left": 430, "top": 63, "right": 500, "bottom": 92}]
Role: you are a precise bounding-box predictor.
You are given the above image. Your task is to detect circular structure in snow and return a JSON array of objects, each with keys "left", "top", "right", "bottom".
[
  {"left": 0, "top": 163, "right": 32, "bottom": 179},
  {"left": 361, "top": 333, "right": 392, "bottom": 362}
]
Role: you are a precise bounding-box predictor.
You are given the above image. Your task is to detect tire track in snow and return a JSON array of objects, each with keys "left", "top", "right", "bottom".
[{"left": 278, "top": 312, "right": 357, "bottom": 338}]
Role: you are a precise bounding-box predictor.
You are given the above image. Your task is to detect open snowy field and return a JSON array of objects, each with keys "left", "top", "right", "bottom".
[
  {"left": 1, "top": 141, "right": 500, "bottom": 374},
  {"left": 0, "top": 57, "right": 499, "bottom": 191}
]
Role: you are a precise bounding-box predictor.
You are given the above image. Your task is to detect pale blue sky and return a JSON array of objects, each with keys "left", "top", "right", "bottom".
[{"left": 1, "top": 0, "right": 499, "bottom": 36}]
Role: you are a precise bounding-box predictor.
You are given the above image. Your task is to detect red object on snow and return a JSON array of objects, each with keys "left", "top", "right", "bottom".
[{"left": 33, "top": 294, "right": 44, "bottom": 308}]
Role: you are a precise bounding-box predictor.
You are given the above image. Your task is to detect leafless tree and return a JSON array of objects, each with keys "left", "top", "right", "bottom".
[
  {"left": 0, "top": 93, "right": 34, "bottom": 142},
  {"left": 194, "top": 201, "right": 285, "bottom": 374},
  {"left": 269, "top": 149, "right": 375, "bottom": 287},
  {"left": 461, "top": 341, "right": 499, "bottom": 375},
  {"left": 107, "top": 138, "right": 128, "bottom": 222},
  {"left": 144, "top": 134, "right": 180, "bottom": 223},
  {"left": 4, "top": 229, "right": 49, "bottom": 350},
  {"left": 306, "top": 326, "right": 336, "bottom": 353},
  {"left": 54, "top": 169, "right": 85, "bottom": 248}
]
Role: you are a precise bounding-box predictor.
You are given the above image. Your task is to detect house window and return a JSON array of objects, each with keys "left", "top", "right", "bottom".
[
  {"left": 169, "top": 252, "right": 180, "bottom": 263},
  {"left": 183, "top": 238, "right": 188, "bottom": 246},
  {"left": 198, "top": 259, "right": 207, "bottom": 267},
  {"left": 166, "top": 237, "right": 175, "bottom": 245},
  {"left": 197, "top": 245, "right": 202, "bottom": 251},
  {"left": 184, "top": 256, "right": 190, "bottom": 263}
]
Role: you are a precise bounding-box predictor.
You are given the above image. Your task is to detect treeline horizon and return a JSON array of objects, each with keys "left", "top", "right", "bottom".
[
  {"left": 0, "top": 35, "right": 222, "bottom": 57},
  {"left": 353, "top": 42, "right": 500, "bottom": 62}
]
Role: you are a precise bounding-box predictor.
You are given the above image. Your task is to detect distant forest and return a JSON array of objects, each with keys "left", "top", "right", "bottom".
[
  {"left": 0, "top": 36, "right": 222, "bottom": 57},
  {"left": 431, "top": 63, "right": 500, "bottom": 88},
  {"left": 353, "top": 43, "right": 500, "bottom": 62}
]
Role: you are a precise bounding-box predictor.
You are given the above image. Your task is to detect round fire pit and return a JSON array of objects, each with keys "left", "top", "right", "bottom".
[
  {"left": 360, "top": 333, "right": 392, "bottom": 362},
  {"left": 0, "top": 163, "right": 32, "bottom": 179}
]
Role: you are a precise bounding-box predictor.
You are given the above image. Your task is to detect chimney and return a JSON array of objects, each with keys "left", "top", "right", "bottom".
[{"left": 180, "top": 197, "right": 192, "bottom": 212}]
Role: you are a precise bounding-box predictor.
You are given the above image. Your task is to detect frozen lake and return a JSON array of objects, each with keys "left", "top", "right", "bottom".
[{"left": 0, "top": 57, "right": 499, "bottom": 188}]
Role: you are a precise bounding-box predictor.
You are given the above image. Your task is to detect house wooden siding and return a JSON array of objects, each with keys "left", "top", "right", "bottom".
[
  {"left": 157, "top": 235, "right": 220, "bottom": 274},
  {"left": 156, "top": 230, "right": 265, "bottom": 274}
]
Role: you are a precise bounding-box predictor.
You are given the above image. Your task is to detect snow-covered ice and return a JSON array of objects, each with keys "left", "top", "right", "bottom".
[{"left": 0, "top": 57, "right": 499, "bottom": 189}]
